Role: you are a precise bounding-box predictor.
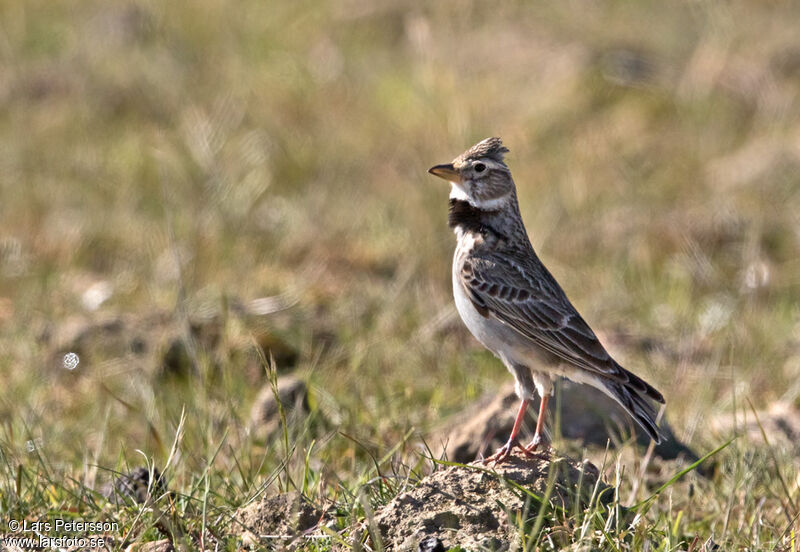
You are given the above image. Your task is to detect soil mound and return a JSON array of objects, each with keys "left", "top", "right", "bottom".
[{"left": 368, "top": 453, "right": 609, "bottom": 551}]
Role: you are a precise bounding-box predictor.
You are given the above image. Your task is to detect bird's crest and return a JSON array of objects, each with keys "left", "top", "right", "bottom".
[{"left": 459, "top": 137, "right": 509, "bottom": 164}]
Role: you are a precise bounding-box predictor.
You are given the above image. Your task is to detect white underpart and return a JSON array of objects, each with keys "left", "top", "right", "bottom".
[
  {"left": 454, "top": 225, "right": 477, "bottom": 243},
  {"left": 449, "top": 182, "right": 511, "bottom": 210},
  {"left": 449, "top": 183, "right": 470, "bottom": 202}
]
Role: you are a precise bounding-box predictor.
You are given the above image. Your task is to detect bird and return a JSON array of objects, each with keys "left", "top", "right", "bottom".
[{"left": 428, "top": 137, "right": 665, "bottom": 464}]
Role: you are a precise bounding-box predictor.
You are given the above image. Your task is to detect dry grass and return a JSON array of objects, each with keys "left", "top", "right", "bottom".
[{"left": 1, "top": 0, "right": 800, "bottom": 549}]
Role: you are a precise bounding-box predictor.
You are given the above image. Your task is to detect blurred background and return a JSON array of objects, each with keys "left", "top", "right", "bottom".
[{"left": 1, "top": 0, "right": 800, "bottom": 538}]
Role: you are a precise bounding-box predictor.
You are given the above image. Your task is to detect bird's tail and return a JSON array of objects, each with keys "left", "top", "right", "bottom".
[{"left": 603, "top": 367, "right": 665, "bottom": 443}]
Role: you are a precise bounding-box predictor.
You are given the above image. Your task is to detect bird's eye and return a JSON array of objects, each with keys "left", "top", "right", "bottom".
[{"left": 474, "top": 162, "right": 486, "bottom": 173}]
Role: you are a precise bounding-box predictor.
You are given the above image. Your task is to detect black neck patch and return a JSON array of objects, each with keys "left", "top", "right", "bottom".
[{"left": 448, "top": 199, "right": 505, "bottom": 240}]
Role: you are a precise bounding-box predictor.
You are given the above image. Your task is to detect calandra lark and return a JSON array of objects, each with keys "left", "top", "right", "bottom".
[{"left": 429, "top": 137, "right": 665, "bottom": 464}]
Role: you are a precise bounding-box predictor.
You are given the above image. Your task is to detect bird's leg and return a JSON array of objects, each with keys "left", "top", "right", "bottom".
[
  {"left": 483, "top": 399, "right": 538, "bottom": 465},
  {"left": 524, "top": 394, "right": 550, "bottom": 453}
]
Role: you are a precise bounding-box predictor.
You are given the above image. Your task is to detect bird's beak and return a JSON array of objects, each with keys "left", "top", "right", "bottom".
[{"left": 428, "top": 163, "right": 461, "bottom": 183}]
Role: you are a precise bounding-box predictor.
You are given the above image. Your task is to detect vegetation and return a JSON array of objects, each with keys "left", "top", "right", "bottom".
[{"left": 1, "top": 0, "right": 799, "bottom": 549}]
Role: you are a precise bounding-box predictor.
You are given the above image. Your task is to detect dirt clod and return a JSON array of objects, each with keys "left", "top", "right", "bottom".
[
  {"left": 235, "top": 491, "right": 326, "bottom": 549},
  {"left": 369, "top": 453, "right": 609, "bottom": 551},
  {"left": 432, "top": 382, "right": 697, "bottom": 465},
  {"left": 711, "top": 401, "right": 800, "bottom": 444},
  {"left": 249, "top": 376, "right": 309, "bottom": 438},
  {"left": 102, "top": 466, "right": 168, "bottom": 505}
]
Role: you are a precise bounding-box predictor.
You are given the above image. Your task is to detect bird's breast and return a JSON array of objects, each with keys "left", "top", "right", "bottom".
[
  {"left": 452, "top": 239, "right": 505, "bottom": 353},
  {"left": 451, "top": 237, "right": 548, "bottom": 367}
]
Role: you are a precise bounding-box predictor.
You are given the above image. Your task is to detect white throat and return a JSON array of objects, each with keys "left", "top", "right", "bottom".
[
  {"left": 449, "top": 183, "right": 509, "bottom": 210},
  {"left": 449, "top": 183, "right": 471, "bottom": 202}
]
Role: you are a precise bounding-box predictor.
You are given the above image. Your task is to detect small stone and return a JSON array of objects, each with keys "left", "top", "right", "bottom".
[
  {"left": 103, "top": 467, "right": 167, "bottom": 505},
  {"left": 63, "top": 352, "right": 80, "bottom": 370},
  {"left": 418, "top": 536, "right": 445, "bottom": 552},
  {"left": 249, "top": 376, "right": 309, "bottom": 438}
]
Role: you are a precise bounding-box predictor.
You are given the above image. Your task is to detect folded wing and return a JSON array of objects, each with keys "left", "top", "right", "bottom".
[{"left": 461, "top": 249, "right": 664, "bottom": 404}]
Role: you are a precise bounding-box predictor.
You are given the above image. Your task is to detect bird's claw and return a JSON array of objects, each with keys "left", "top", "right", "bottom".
[
  {"left": 524, "top": 433, "right": 542, "bottom": 452},
  {"left": 523, "top": 434, "right": 551, "bottom": 456},
  {"left": 482, "top": 438, "right": 537, "bottom": 465}
]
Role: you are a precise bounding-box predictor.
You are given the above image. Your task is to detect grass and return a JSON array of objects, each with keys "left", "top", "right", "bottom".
[{"left": 2, "top": 0, "right": 800, "bottom": 549}]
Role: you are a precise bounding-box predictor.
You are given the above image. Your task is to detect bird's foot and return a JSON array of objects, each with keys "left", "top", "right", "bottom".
[
  {"left": 482, "top": 437, "right": 537, "bottom": 465},
  {"left": 523, "top": 434, "right": 550, "bottom": 456}
]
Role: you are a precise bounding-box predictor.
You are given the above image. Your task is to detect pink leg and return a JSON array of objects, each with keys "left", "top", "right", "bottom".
[
  {"left": 483, "top": 399, "right": 538, "bottom": 465},
  {"left": 525, "top": 394, "right": 550, "bottom": 452}
]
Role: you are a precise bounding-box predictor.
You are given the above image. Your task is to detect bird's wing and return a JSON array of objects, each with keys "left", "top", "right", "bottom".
[{"left": 460, "top": 250, "right": 626, "bottom": 381}]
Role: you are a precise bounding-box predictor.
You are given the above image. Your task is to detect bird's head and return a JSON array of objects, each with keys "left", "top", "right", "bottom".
[{"left": 428, "top": 137, "right": 515, "bottom": 209}]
